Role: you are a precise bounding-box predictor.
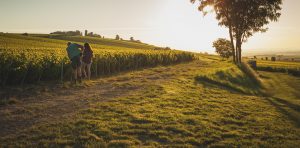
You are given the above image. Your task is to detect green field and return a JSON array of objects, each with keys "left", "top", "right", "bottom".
[
  {"left": 253, "top": 60, "right": 300, "bottom": 76},
  {"left": 257, "top": 60, "right": 300, "bottom": 69},
  {"left": 0, "top": 54, "right": 299, "bottom": 147},
  {"left": 32, "top": 34, "right": 157, "bottom": 50},
  {"left": 0, "top": 33, "right": 194, "bottom": 85},
  {"left": 245, "top": 53, "right": 300, "bottom": 62}
]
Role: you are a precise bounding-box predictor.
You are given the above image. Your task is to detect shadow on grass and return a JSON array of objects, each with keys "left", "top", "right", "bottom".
[
  {"left": 195, "top": 69, "right": 300, "bottom": 128},
  {"left": 195, "top": 68, "right": 262, "bottom": 95},
  {"left": 195, "top": 76, "right": 247, "bottom": 95},
  {"left": 272, "top": 97, "right": 300, "bottom": 112},
  {"left": 265, "top": 97, "right": 300, "bottom": 128}
]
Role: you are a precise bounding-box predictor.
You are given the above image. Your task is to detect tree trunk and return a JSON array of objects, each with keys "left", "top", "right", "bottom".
[
  {"left": 236, "top": 36, "right": 242, "bottom": 64},
  {"left": 235, "top": 36, "right": 240, "bottom": 63},
  {"left": 229, "top": 25, "right": 236, "bottom": 63},
  {"left": 238, "top": 43, "right": 242, "bottom": 63}
]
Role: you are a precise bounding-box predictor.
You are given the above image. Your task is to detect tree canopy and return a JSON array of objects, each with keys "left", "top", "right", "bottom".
[
  {"left": 191, "top": 0, "right": 282, "bottom": 63},
  {"left": 213, "top": 38, "right": 232, "bottom": 59},
  {"left": 115, "top": 35, "right": 120, "bottom": 40}
]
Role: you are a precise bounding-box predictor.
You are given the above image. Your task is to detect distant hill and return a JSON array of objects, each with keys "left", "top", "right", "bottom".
[
  {"left": 243, "top": 49, "right": 300, "bottom": 61},
  {"left": 31, "top": 34, "right": 157, "bottom": 50}
]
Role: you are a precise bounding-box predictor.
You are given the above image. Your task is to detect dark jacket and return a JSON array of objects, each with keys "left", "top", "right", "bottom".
[{"left": 82, "top": 49, "right": 93, "bottom": 64}]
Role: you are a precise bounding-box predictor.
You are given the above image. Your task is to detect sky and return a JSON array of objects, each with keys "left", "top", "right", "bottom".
[{"left": 0, "top": 0, "right": 299, "bottom": 53}]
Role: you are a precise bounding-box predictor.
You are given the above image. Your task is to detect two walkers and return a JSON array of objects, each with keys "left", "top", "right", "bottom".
[{"left": 66, "top": 42, "right": 93, "bottom": 84}]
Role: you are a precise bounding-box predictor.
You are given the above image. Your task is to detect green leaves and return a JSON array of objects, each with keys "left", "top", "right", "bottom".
[
  {"left": 192, "top": 0, "right": 282, "bottom": 63},
  {"left": 213, "top": 38, "right": 232, "bottom": 59}
]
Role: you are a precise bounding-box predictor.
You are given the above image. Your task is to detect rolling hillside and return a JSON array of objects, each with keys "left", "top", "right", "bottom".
[
  {"left": 0, "top": 55, "right": 299, "bottom": 147},
  {"left": 31, "top": 34, "right": 157, "bottom": 50}
]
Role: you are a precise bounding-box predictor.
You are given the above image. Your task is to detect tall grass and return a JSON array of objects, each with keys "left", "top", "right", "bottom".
[{"left": 239, "top": 60, "right": 263, "bottom": 86}]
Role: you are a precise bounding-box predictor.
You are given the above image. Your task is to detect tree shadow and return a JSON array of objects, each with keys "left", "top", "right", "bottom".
[
  {"left": 195, "top": 71, "right": 300, "bottom": 128},
  {"left": 195, "top": 69, "right": 262, "bottom": 95},
  {"left": 264, "top": 97, "right": 300, "bottom": 128},
  {"left": 271, "top": 97, "right": 300, "bottom": 112},
  {"left": 195, "top": 76, "right": 247, "bottom": 95}
]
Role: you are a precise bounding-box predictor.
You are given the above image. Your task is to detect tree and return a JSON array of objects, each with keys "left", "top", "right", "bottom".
[
  {"left": 191, "top": 0, "right": 282, "bottom": 64},
  {"left": 115, "top": 35, "right": 120, "bottom": 40},
  {"left": 85, "top": 30, "right": 88, "bottom": 36},
  {"left": 213, "top": 38, "right": 232, "bottom": 59},
  {"left": 22, "top": 33, "right": 29, "bottom": 36},
  {"left": 130, "top": 37, "right": 134, "bottom": 41},
  {"left": 165, "top": 47, "right": 171, "bottom": 50}
]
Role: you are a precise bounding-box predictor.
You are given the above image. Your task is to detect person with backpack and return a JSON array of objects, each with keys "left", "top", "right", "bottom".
[
  {"left": 66, "top": 42, "right": 84, "bottom": 84},
  {"left": 82, "top": 43, "right": 94, "bottom": 80}
]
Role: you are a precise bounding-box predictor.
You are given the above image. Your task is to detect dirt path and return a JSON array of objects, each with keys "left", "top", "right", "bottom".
[
  {"left": 0, "top": 83, "right": 136, "bottom": 136},
  {"left": 0, "top": 61, "right": 206, "bottom": 137}
]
